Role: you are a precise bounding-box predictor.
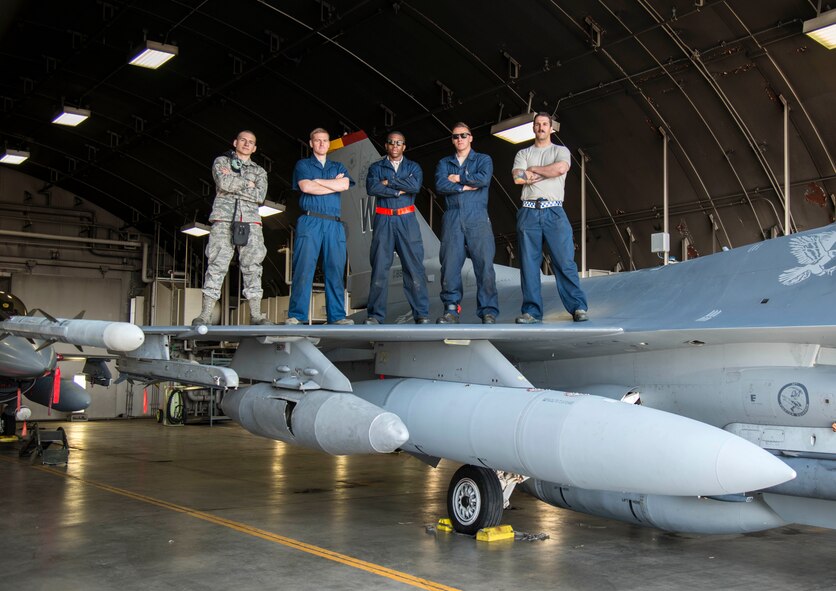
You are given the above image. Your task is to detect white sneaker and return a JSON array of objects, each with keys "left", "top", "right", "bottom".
[
  {"left": 331, "top": 318, "right": 354, "bottom": 325},
  {"left": 573, "top": 309, "right": 589, "bottom": 322},
  {"left": 284, "top": 317, "right": 302, "bottom": 325}
]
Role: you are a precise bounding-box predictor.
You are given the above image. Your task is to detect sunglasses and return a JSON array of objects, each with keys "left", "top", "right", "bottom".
[
  {"left": 451, "top": 133, "right": 471, "bottom": 140},
  {"left": 386, "top": 139, "right": 405, "bottom": 146}
]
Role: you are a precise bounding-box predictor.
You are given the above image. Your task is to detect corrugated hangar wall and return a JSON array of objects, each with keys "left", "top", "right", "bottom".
[{"left": 0, "top": 167, "right": 146, "bottom": 420}]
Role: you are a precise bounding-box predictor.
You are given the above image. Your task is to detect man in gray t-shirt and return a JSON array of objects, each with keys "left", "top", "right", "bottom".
[{"left": 511, "top": 112, "right": 588, "bottom": 323}]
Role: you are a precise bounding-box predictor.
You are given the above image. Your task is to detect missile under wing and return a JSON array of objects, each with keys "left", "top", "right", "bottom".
[{"left": 0, "top": 292, "right": 144, "bottom": 433}]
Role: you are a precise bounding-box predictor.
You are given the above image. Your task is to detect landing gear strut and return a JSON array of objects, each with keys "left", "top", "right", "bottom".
[{"left": 446, "top": 465, "right": 504, "bottom": 535}]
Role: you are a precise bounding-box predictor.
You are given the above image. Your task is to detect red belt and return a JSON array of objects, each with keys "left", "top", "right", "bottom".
[{"left": 375, "top": 205, "right": 415, "bottom": 216}]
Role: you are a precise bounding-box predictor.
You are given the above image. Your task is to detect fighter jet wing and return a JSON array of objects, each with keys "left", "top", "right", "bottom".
[
  {"left": 142, "top": 322, "right": 836, "bottom": 362},
  {"left": 142, "top": 323, "right": 625, "bottom": 353},
  {"left": 144, "top": 323, "right": 621, "bottom": 340}
]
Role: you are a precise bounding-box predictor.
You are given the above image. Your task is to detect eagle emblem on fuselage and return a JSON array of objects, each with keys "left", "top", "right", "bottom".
[{"left": 778, "top": 230, "right": 836, "bottom": 286}]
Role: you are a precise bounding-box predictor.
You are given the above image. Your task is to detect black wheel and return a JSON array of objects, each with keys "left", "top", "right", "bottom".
[{"left": 446, "top": 465, "right": 504, "bottom": 535}]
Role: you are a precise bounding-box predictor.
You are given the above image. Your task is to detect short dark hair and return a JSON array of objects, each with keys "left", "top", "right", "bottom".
[
  {"left": 451, "top": 122, "right": 471, "bottom": 133},
  {"left": 533, "top": 112, "right": 552, "bottom": 124},
  {"left": 387, "top": 130, "right": 406, "bottom": 142},
  {"left": 237, "top": 130, "right": 257, "bottom": 143}
]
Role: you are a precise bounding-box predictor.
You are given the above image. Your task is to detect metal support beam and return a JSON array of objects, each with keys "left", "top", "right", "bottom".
[
  {"left": 661, "top": 127, "right": 670, "bottom": 265},
  {"left": 579, "top": 148, "right": 589, "bottom": 277},
  {"left": 780, "top": 94, "right": 791, "bottom": 235}
]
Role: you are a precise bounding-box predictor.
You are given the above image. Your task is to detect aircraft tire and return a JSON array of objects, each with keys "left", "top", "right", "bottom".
[{"left": 446, "top": 465, "right": 503, "bottom": 535}]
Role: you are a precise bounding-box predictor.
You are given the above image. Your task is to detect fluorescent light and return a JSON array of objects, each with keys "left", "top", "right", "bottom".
[
  {"left": 129, "top": 40, "right": 179, "bottom": 69},
  {"left": 258, "top": 199, "right": 286, "bottom": 217},
  {"left": 804, "top": 8, "right": 836, "bottom": 49},
  {"left": 52, "top": 106, "right": 90, "bottom": 126},
  {"left": 0, "top": 149, "right": 30, "bottom": 164},
  {"left": 490, "top": 113, "right": 560, "bottom": 144},
  {"left": 180, "top": 222, "right": 211, "bottom": 237},
  {"left": 491, "top": 113, "right": 535, "bottom": 143}
]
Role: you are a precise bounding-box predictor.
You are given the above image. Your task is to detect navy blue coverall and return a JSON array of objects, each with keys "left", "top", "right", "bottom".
[
  {"left": 366, "top": 157, "right": 429, "bottom": 323},
  {"left": 288, "top": 156, "right": 355, "bottom": 323},
  {"left": 434, "top": 150, "right": 499, "bottom": 320}
]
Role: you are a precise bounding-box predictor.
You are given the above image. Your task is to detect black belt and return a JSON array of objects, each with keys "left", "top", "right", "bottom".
[{"left": 305, "top": 211, "right": 341, "bottom": 222}]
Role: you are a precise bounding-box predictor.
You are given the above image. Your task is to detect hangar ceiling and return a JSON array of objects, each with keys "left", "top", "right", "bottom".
[{"left": 1, "top": 0, "right": 834, "bottom": 295}]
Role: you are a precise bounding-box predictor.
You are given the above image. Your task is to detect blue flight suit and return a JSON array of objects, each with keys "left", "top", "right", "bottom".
[
  {"left": 288, "top": 156, "right": 355, "bottom": 323},
  {"left": 434, "top": 150, "right": 499, "bottom": 320},
  {"left": 366, "top": 157, "right": 429, "bottom": 322},
  {"left": 517, "top": 205, "right": 588, "bottom": 319}
]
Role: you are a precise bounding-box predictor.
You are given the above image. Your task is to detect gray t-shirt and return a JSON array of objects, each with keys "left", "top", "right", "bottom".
[{"left": 513, "top": 143, "right": 571, "bottom": 202}]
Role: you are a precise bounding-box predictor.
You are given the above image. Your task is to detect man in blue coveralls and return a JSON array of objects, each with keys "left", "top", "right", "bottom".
[
  {"left": 365, "top": 131, "right": 429, "bottom": 324},
  {"left": 512, "top": 112, "right": 588, "bottom": 323},
  {"left": 286, "top": 128, "right": 355, "bottom": 325},
  {"left": 434, "top": 123, "right": 498, "bottom": 324}
]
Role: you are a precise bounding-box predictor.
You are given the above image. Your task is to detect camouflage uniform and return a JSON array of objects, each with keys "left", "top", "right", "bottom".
[
  {"left": 203, "top": 221, "right": 267, "bottom": 301},
  {"left": 201, "top": 154, "right": 268, "bottom": 302}
]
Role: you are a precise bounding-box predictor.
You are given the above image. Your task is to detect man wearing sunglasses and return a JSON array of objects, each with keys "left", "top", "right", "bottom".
[
  {"left": 364, "top": 131, "right": 429, "bottom": 324},
  {"left": 433, "top": 123, "right": 499, "bottom": 324},
  {"left": 512, "top": 112, "right": 588, "bottom": 324},
  {"left": 286, "top": 128, "right": 356, "bottom": 325},
  {"left": 192, "top": 130, "right": 271, "bottom": 326}
]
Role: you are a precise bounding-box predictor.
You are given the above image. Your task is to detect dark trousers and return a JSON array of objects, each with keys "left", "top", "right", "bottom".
[
  {"left": 288, "top": 215, "right": 347, "bottom": 323},
  {"left": 439, "top": 208, "right": 499, "bottom": 319},
  {"left": 517, "top": 206, "right": 587, "bottom": 319},
  {"left": 367, "top": 213, "right": 429, "bottom": 322}
]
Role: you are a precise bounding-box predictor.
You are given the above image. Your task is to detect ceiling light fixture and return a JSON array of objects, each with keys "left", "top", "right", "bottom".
[
  {"left": 491, "top": 113, "right": 536, "bottom": 144},
  {"left": 52, "top": 106, "right": 90, "bottom": 127},
  {"left": 129, "top": 40, "right": 179, "bottom": 69},
  {"left": 0, "top": 149, "right": 30, "bottom": 165},
  {"left": 258, "top": 199, "right": 286, "bottom": 217},
  {"left": 180, "top": 221, "right": 211, "bottom": 237},
  {"left": 804, "top": 8, "right": 836, "bottom": 49},
  {"left": 491, "top": 113, "right": 560, "bottom": 144}
]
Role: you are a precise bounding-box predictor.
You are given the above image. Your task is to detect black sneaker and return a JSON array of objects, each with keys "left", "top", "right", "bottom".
[
  {"left": 482, "top": 314, "right": 496, "bottom": 324},
  {"left": 415, "top": 317, "right": 429, "bottom": 324},
  {"left": 436, "top": 312, "right": 459, "bottom": 324}
]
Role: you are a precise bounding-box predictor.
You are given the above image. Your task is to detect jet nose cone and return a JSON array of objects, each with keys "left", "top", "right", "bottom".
[
  {"left": 11, "top": 356, "right": 51, "bottom": 377},
  {"left": 0, "top": 339, "right": 53, "bottom": 377},
  {"left": 716, "top": 437, "right": 797, "bottom": 493},
  {"left": 369, "top": 412, "right": 410, "bottom": 453}
]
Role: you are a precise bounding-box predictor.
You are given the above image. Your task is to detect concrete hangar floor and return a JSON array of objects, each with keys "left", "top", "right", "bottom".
[{"left": 3, "top": 420, "right": 836, "bottom": 591}]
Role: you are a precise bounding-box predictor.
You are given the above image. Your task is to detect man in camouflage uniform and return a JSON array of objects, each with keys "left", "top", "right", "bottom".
[{"left": 192, "top": 130, "right": 272, "bottom": 326}]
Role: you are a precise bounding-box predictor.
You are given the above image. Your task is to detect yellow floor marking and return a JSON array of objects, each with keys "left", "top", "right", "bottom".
[{"left": 1, "top": 456, "right": 459, "bottom": 591}]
